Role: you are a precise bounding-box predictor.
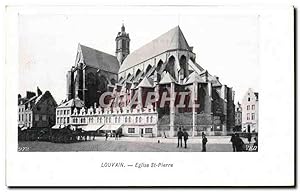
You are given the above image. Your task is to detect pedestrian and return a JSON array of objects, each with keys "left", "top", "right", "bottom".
[
  {"left": 247, "top": 133, "right": 252, "bottom": 144},
  {"left": 177, "top": 127, "right": 183, "bottom": 148},
  {"left": 235, "top": 133, "right": 244, "bottom": 152},
  {"left": 183, "top": 129, "right": 189, "bottom": 148},
  {"left": 105, "top": 132, "right": 108, "bottom": 141},
  {"left": 115, "top": 131, "right": 118, "bottom": 140},
  {"left": 230, "top": 133, "right": 236, "bottom": 152},
  {"left": 202, "top": 133, "right": 208, "bottom": 152}
]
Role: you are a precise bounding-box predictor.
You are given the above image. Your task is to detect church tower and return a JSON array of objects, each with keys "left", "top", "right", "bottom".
[{"left": 115, "top": 23, "right": 130, "bottom": 65}]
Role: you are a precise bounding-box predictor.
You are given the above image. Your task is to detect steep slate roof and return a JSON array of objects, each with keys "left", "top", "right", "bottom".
[
  {"left": 58, "top": 97, "right": 85, "bottom": 108},
  {"left": 119, "top": 26, "right": 191, "bottom": 73},
  {"left": 21, "top": 91, "right": 57, "bottom": 110},
  {"left": 79, "top": 44, "right": 120, "bottom": 74}
]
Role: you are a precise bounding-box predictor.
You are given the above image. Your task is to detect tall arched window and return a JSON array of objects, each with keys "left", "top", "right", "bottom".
[
  {"left": 156, "top": 60, "right": 163, "bottom": 82},
  {"left": 198, "top": 86, "right": 206, "bottom": 113},
  {"left": 97, "top": 75, "right": 108, "bottom": 94},
  {"left": 135, "top": 69, "right": 142, "bottom": 77},
  {"left": 127, "top": 73, "right": 132, "bottom": 80},
  {"left": 179, "top": 55, "right": 187, "bottom": 78},
  {"left": 156, "top": 60, "right": 163, "bottom": 73},
  {"left": 145, "top": 65, "right": 152, "bottom": 75},
  {"left": 165, "top": 56, "right": 176, "bottom": 78}
]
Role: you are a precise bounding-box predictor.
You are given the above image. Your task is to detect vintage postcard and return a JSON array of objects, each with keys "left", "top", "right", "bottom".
[{"left": 5, "top": 4, "right": 295, "bottom": 187}]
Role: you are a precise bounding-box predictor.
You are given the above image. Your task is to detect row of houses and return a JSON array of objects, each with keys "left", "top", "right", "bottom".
[
  {"left": 18, "top": 87, "right": 258, "bottom": 135},
  {"left": 18, "top": 87, "right": 57, "bottom": 130}
]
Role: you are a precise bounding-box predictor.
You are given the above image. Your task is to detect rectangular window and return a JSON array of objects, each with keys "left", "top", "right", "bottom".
[
  {"left": 128, "top": 128, "right": 135, "bottom": 133},
  {"left": 251, "top": 113, "right": 255, "bottom": 120},
  {"left": 19, "top": 114, "right": 21, "bottom": 121},
  {"left": 29, "top": 114, "right": 31, "bottom": 122},
  {"left": 247, "top": 113, "right": 250, "bottom": 120},
  {"left": 57, "top": 117, "right": 59, "bottom": 124},
  {"left": 57, "top": 111, "right": 59, "bottom": 115},
  {"left": 247, "top": 105, "right": 250, "bottom": 110},
  {"left": 252, "top": 105, "right": 255, "bottom": 110},
  {"left": 35, "top": 114, "right": 39, "bottom": 121},
  {"left": 145, "top": 128, "right": 152, "bottom": 133},
  {"left": 67, "top": 117, "right": 69, "bottom": 124},
  {"left": 42, "top": 115, "right": 47, "bottom": 121}
]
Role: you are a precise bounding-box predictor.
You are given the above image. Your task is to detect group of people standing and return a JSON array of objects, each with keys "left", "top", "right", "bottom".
[
  {"left": 177, "top": 127, "right": 208, "bottom": 152},
  {"left": 105, "top": 131, "right": 121, "bottom": 141},
  {"left": 230, "top": 133, "right": 245, "bottom": 152},
  {"left": 230, "top": 133, "right": 258, "bottom": 152}
]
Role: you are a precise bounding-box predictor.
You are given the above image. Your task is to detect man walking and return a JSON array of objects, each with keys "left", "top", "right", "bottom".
[
  {"left": 230, "top": 133, "right": 236, "bottom": 152},
  {"left": 202, "top": 133, "right": 208, "bottom": 152},
  {"left": 183, "top": 129, "right": 189, "bottom": 148},
  {"left": 105, "top": 132, "right": 109, "bottom": 141},
  {"left": 177, "top": 127, "right": 183, "bottom": 148}
]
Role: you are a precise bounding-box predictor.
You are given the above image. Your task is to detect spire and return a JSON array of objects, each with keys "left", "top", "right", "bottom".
[{"left": 121, "top": 23, "right": 125, "bottom": 32}]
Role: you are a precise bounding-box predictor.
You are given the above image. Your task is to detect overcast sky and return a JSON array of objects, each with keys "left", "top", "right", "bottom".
[{"left": 19, "top": 7, "right": 259, "bottom": 104}]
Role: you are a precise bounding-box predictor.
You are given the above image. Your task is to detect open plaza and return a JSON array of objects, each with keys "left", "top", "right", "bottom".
[{"left": 18, "top": 136, "right": 255, "bottom": 152}]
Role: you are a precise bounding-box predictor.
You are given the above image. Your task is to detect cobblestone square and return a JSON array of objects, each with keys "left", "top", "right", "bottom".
[{"left": 18, "top": 136, "right": 254, "bottom": 152}]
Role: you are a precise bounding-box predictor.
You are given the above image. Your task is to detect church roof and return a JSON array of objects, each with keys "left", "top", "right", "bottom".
[
  {"left": 119, "top": 26, "right": 191, "bottom": 73},
  {"left": 79, "top": 44, "right": 120, "bottom": 74}
]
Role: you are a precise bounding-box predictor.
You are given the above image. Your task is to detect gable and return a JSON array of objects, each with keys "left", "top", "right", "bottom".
[{"left": 77, "top": 44, "right": 120, "bottom": 74}]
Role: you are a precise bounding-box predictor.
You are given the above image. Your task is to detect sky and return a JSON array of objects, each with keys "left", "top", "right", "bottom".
[{"left": 18, "top": 7, "right": 259, "bottom": 104}]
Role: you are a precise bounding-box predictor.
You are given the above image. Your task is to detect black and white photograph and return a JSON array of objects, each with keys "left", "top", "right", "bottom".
[
  {"left": 17, "top": 10, "right": 260, "bottom": 153},
  {"left": 4, "top": 3, "right": 295, "bottom": 187}
]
